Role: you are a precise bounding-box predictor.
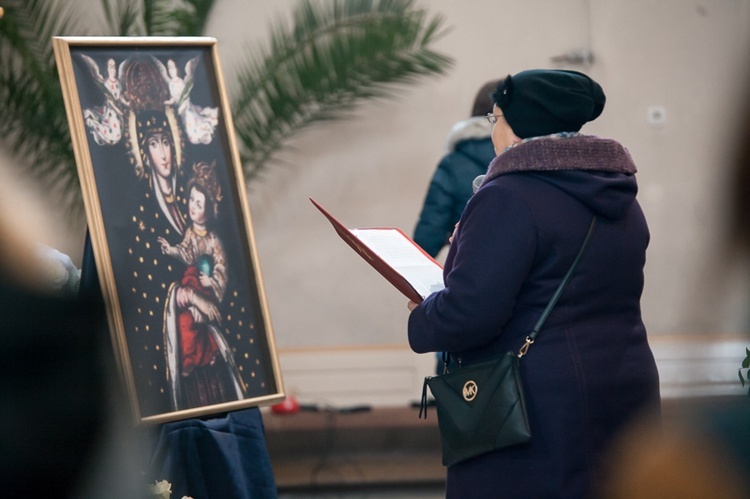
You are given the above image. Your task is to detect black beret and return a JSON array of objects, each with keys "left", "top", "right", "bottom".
[{"left": 493, "top": 69, "right": 606, "bottom": 139}]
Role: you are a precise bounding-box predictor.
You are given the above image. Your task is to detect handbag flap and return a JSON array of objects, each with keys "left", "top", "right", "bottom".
[{"left": 426, "top": 351, "right": 520, "bottom": 436}]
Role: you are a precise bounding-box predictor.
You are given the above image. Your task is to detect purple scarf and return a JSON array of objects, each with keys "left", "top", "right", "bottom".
[{"left": 481, "top": 134, "right": 637, "bottom": 188}]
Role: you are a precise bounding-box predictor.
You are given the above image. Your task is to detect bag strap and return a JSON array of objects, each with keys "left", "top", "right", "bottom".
[{"left": 518, "top": 216, "right": 597, "bottom": 358}]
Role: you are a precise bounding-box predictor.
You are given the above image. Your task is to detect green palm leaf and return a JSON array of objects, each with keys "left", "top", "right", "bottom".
[
  {"left": 102, "top": 0, "right": 214, "bottom": 36},
  {"left": 0, "top": 0, "right": 452, "bottom": 215},
  {"left": 102, "top": 0, "right": 144, "bottom": 36},
  {"left": 168, "top": 0, "right": 215, "bottom": 36},
  {"left": 0, "top": 0, "right": 82, "bottom": 209},
  {"left": 233, "top": 0, "right": 453, "bottom": 179}
]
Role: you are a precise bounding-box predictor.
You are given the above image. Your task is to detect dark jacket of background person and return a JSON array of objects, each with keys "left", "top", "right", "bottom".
[
  {"left": 408, "top": 70, "right": 661, "bottom": 498},
  {"left": 413, "top": 80, "right": 499, "bottom": 258},
  {"left": 413, "top": 117, "right": 495, "bottom": 257}
]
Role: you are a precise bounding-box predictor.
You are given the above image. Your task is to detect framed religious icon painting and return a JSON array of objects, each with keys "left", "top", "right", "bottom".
[{"left": 53, "top": 37, "right": 285, "bottom": 424}]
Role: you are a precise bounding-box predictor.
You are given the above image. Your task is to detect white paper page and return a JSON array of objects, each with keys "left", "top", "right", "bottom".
[{"left": 351, "top": 228, "right": 445, "bottom": 299}]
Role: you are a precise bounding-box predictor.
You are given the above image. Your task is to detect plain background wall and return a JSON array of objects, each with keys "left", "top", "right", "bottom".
[
  {"left": 224, "top": 0, "right": 750, "bottom": 349},
  {"left": 23, "top": 0, "right": 750, "bottom": 352}
]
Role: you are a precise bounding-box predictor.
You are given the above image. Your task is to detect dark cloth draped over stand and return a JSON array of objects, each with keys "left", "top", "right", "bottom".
[{"left": 147, "top": 410, "right": 277, "bottom": 498}]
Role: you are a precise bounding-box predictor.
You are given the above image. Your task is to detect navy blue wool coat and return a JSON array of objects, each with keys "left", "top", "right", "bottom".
[{"left": 408, "top": 135, "right": 661, "bottom": 499}]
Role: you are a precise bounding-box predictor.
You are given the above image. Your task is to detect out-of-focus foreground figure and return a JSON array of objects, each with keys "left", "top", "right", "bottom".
[
  {"left": 0, "top": 161, "right": 147, "bottom": 497},
  {"left": 598, "top": 70, "right": 750, "bottom": 499}
]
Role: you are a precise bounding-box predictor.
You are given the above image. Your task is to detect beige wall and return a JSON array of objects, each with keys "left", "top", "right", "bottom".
[
  {"left": 46, "top": 0, "right": 750, "bottom": 352},
  {"left": 228, "top": 0, "right": 750, "bottom": 349}
]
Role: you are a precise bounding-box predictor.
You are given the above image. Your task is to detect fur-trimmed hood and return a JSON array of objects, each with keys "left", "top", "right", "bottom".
[
  {"left": 445, "top": 116, "right": 493, "bottom": 153},
  {"left": 480, "top": 134, "right": 639, "bottom": 220}
]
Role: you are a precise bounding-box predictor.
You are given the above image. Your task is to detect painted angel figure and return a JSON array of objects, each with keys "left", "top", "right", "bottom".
[
  {"left": 80, "top": 55, "right": 130, "bottom": 146},
  {"left": 157, "top": 57, "right": 219, "bottom": 145}
]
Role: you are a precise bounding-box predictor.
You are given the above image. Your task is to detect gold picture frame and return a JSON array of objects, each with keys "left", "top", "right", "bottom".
[{"left": 53, "top": 36, "right": 284, "bottom": 424}]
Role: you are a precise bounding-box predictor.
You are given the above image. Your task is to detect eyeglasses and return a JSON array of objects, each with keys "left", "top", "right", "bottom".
[{"left": 486, "top": 113, "right": 503, "bottom": 125}]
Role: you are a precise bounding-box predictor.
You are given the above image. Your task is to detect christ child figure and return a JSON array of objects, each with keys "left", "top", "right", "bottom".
[{"left": 158, "top": 161, "right": 227, "bottom": 376}]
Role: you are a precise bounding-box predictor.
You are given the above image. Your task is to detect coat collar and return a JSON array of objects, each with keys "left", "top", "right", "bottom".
[{"left": 482, "top": 133, "right": 636, "bottom": 188}]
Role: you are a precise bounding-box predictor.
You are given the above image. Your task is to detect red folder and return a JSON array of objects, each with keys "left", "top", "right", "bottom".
[{"left": 310, "top": 198, "right": 444, "bottom": 303}]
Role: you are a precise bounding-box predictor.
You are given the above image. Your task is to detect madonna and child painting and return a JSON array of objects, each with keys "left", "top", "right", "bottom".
[{"left": 54, "top": 38, "right": 283, "bottom": 424}]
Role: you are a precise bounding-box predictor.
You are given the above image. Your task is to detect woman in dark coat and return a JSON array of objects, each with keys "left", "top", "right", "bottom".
[{"left": 407, "top": 69, "right": 661, "bottom": 498}]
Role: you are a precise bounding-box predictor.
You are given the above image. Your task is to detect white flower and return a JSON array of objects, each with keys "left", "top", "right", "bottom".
[
  {"left": 150, "top": 479, "right": 172, "bottom": 499},
  {"left": 41, "top": 256, "right": 70, "bottom": 289},
  {"left": 35, "top": 244, "right": 80, "bottom": 292}
]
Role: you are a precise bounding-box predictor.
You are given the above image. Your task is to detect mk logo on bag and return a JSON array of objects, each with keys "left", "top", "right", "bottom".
[
  {"left": 421, "top": 352, "right": 532, "bottom": 466},
  {"left": 462, "top": 380, "right": 478, "bottom": 401}
]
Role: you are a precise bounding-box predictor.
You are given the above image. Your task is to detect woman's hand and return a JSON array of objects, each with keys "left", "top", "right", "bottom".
[
  {"left": 407, "top": 300, "right": 419, "bottom": 312},
  {"left": 449, "top": 223, "right": 459, "bottom": 244}
]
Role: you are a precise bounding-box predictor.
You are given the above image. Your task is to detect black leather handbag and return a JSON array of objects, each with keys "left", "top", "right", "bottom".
[{"left": 420, "top": 217, "right": 597, "bottom": 467}]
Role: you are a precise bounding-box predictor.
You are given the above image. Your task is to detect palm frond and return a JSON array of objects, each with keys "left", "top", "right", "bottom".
[
  {"left": 99, "top": 0, "right": 214, "bottom": 40},
  {"left": 102, "top": 0, "right": 144, "bottom": 36},
  {"left": 0, "top": 0, "right": 453, "bottom": 217},
  {"left": 168, "top": 0, "right": 216, "bottom": 36},
  {"left": 143, "top": 0, "right": 167, "bottom": 36},
  {"left": 142, "top": 0, "right": 215, "bottom": 36},
  {"left": 0, "top": 0, "right": 85, "bottom": 214},
  {"left": 232, "top": 0, "right": 453, "bottom": 180}
]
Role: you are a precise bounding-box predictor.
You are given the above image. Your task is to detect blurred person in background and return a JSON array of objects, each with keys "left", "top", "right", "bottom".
[
  {"left": 413, "top": 79, "right": 499, "bottom": 258},
  {"left": 0, "top": 161, "right": 147, "bottom": 497}
]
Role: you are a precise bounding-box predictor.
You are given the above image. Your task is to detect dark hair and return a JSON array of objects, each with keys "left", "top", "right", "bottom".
[
  {"left": 137, "top": 110, "right": 173, "bottom": 147},
  {"left": 470, "top": 80, "right": 502, "bottom": 117}
]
